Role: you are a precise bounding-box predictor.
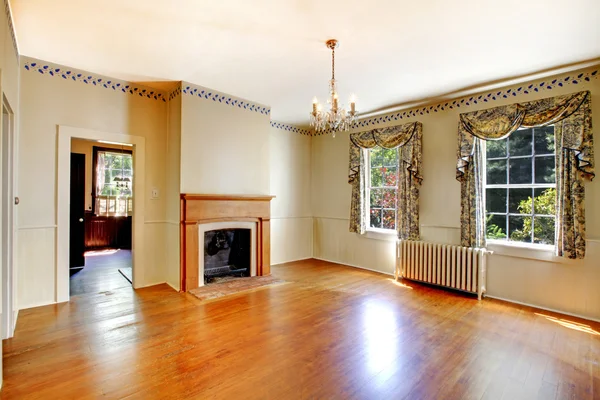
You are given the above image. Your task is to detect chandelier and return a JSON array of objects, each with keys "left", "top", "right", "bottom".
[{"left": 310, "top": 39, "right": 357, "bottom": 137}]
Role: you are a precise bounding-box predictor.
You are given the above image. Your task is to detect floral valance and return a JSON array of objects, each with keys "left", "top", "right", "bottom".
[
  {"left": 455, "top": 90, "right": 595, "bottom": 259},
  {"left": 457, "top": 91, "right": 594, "bottom": 180},
  {"left": 349, "top": 122, "right": 422, "bottom": 184}
]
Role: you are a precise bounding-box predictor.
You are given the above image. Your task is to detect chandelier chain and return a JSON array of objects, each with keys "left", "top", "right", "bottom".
[{"left": 331, "top": 48, "right": 335, "bottom": 81}]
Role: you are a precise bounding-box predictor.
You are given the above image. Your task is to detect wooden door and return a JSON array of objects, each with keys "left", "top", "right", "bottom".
[{"left": 70, "top": 153, "right": 86, "bottom": 270}]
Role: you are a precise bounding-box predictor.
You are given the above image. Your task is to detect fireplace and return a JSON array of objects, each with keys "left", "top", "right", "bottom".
[
  {"left": 180, "top": 194, "right": 274, "bottom": 292},
  {"left": 198, "top": 221, "right": 257, "bottom": 287}
]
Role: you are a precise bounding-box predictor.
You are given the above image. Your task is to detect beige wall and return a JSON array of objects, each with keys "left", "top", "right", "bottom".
[
  {"left": 270, "top": 126, "right": 312, "bottom": 264},
  {"left": 166, "top": 88, "right": 181, "bottom": 290},
  {"left": 311, "top": 66, "right": 600, "bottom": 321},
  {"left": 180, "top": 84, "right": 271, "bottom": 195},
  {"left": 70, "top": 138, "right": 130, "bottom": 212},
  {"left": 18, "top": 57, "right": 170, "bottom": 309}
]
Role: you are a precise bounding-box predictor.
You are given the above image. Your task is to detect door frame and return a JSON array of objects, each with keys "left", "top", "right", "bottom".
[
  {"left": 57, "top": 126, "right": 145, "bottom": 303},
  {"left": 1, "top": 95, "right": 15, "bottom": 338}
]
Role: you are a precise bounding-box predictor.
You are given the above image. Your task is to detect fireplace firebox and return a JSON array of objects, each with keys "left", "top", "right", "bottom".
[{"left": 203, "top": 229, "right": 251, "bottom": 284}]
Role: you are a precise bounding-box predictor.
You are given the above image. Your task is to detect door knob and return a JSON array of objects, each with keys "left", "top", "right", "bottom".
[{"left": 79, "top": 218, "right": 84, "bottom": 222}]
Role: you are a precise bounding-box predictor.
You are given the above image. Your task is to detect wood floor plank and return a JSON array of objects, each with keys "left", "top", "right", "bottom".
[{"left": 2, "top": 258, "right": 600, "bottom": 399}]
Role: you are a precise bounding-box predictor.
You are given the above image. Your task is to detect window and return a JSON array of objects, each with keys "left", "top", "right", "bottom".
[
  {"left": 92, "top": 147, "right": 133, "bottom": 216},
  {"left": 366, "top": 147, "right": 399, "bottom": 231},
  {"left": 485, "top": 126, "right": 556, "bottom": 245}
]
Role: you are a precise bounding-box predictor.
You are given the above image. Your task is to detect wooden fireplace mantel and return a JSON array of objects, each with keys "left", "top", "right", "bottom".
[{"left": 179, "top": 193, "right": 275, "bottom": 292}]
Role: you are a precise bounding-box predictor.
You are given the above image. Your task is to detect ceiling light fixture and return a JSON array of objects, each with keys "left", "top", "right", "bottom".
[{"left": 310, "top": 39, "right": 358, "bottom": 137}]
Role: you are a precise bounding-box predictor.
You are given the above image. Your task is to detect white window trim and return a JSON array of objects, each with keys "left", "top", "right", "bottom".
[
  {"left": 363, "top": 148, "right": 398, "bottom": 236},
  {"left": 483, "top": 127, "right": 557, "bottom": 251}
]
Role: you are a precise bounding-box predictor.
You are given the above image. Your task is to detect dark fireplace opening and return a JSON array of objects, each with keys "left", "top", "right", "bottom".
[{"left": 204, "top": 229, "right": 251, "bottom": 284}]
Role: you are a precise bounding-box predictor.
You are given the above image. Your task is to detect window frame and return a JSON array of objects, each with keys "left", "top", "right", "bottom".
[
  {"left": 484, "top": 126, "right": 556, "bottom": 248},
  {"left": 364, "top": 147, "right": 400, "bottom": 234},
  {"left": 92, "top": 146, "right": 134, "bottom": 216}
]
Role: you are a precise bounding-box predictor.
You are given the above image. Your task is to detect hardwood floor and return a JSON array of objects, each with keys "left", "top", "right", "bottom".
[
  {"left": 70, "top": 249, "right": 132, "bottom": 296},
  {"left": 3, "top": 259, "right": 599, "bottom": 399}
]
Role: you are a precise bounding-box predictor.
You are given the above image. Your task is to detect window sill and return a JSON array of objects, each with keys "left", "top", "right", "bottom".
[
  {"left": 362, "top": 229, "right": 398, "bottom": 242},
  {"left": 486, "top": 240, "right": 562, "bottom": 263}
]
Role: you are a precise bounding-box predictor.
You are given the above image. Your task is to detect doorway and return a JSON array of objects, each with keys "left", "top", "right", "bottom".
[
  {"left": 57, "top": 126, "right": 146, "bottom": 304},
  {"left": 1, "top": 97, "right": 15, "bottom": 339},
  {"left": 69, "top": 138, "right": 134, "bottom": 296}
]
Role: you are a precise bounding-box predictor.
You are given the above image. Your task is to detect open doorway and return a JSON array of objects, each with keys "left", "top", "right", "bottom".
[{"left": 69, "top": 139, "right": 134, "bottom": 297}]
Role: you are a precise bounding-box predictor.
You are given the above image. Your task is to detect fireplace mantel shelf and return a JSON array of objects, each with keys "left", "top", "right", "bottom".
[
  {"left": 180, "top": 193, "right": 274, "bottom": 292},
  {"left": 180, "top": 194, "right": 275, "bottom": 202}
]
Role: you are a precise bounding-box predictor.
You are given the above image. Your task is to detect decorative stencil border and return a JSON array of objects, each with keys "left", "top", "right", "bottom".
[
  {"left": 4, "top": 0, "right": 19, "bottom": 57},
  {"left": 313, "top": 68, "right": 600, "bottom": 136},
  {"left": 23, "top": 61, "right": 168, "bottom": 101},
  {"left": 168, "top": 86, "right": 181, "bottom": 101},
  {"left": 182, "top": 84, "right": 270, "bottom": 116},
  {"left": 270, "top": 121, "right": 311, "bottom": 136}
]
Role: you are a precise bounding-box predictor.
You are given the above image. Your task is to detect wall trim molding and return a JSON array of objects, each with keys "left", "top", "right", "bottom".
[
  {"left": 22, "top": 57, "right": 168, "bottom": 102},
  {"left": 313, "top": 257, "right": 394, "bottom": 277},
  {"left": 314, "top": 216, "right": 350, "bottom": 221},
  {"left": 271, "top": 216, "right": 313, "bottom": 220},
  {"left": 4, "top": 0, "right": 19, "bottom": 58},
  {"left": 314, "top": 65, "right": 600, "bottom": 136},
  {"left": 271, "top": 257, "right": 312, "bottom": 266},
  {"left": 18, "top": 225, "right": 57, "bottom": 230},
  {"left": 144, "top": 220, "right": 179, "bottom": 225},
  {"left": 485, "top": 295, "right": 600, "bottom": 324},
  {"left": 182, "top": 81, "right": 271, "bottom": 116},
  {"left": 270, "top": 121, "right": 311, "bottom": 136}
]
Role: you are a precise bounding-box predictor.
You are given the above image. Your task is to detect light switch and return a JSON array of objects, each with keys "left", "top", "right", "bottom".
[{"left": 151, "top": 188, "right": 159, "bottom": 199}]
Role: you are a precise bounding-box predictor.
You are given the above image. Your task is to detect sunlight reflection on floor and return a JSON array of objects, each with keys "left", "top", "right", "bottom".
[
  {"left": 535, "top": 313, "right": 599, "bottom": 335},
  {"left": 362, "top": 300, "right": 399, "bottom": 374}
]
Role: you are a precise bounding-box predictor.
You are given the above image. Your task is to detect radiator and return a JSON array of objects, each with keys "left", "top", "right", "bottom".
[{"left": 396, "top": 240, "right": 491, "bottom": 300}]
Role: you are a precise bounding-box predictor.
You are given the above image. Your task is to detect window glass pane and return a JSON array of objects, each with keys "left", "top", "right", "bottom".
[
  {"left": 509, "top": 129, "right": 532, "bottom": 156},
  {"left": 509, "top": 188, "right": 532, "bottom": 214},
  {"left": 487, "top": 159, "right": 507, "bottom": 184},
  {"left": 370, "top": 209, "right": 382, "bottom": 229},
  {"left": 382, "top": 148, "right": 398, "bottom": 167},
  {"left": 486, "top": 214, "right": 507, "bottom": 240},
  {"left": 371, "top": 167, "right": 383, "bottom": 187},
  {"left": 535, "top": 156, "right": 556, "bottom": 184},
  {"left": 533, "top": 188, "right": 556, "bottom": 215},
  {"left": 382, "top": 209, "right": 396, "bottom": 230},
  {"left": 534, "top": 216, "right": 555, "bottom": 245},
  {"left": 370, "top": 189, "right": 382, "bottom": 208},
  {"left": 382, "top": 189, "right": 396, "bottom": 209},
  {"left": 486, "top": 188, "right": 506, "bottom": 213},
  {"left": 509, "top": 216, "right": 529, "bottom": 243},
  {"left": 487, "top": 139, "right": 507, "bottom": 159},
  {"left": 383, "top": 167, "right": 397, "bottom": 187},
  {"left": 370, "top": 149, "right": 383, "bottom": 167},
  {"left": 509, "top": 157, "right": 532, "bottom": 184},
  {"left": 534, "top": 126, "right": 555, "bottom": 155}
]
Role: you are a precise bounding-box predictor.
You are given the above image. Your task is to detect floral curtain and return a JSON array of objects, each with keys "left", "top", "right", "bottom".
[
  {"left": 456, "top": 90, "right": 594, "bottom": 258},
  {"left": 348, "top": 121, "right": 423, "bottom": 239}
]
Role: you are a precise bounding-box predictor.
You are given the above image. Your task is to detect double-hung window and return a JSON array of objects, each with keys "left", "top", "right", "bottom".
[
  {"left": 92, "top": 147, "right": 133, "bottom": 216},
  {"left": 485, "top": 126, "right": 556, "bottom": 245},
  {"left": 366, "top": 147, "right": 399, "bottom": 231}
]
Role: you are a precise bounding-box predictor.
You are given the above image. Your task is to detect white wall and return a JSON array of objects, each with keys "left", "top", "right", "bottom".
[
  {"left": 180, "top": 83, "right": 271, "bottom": 195},
  {"left": 312, "top": 66, "right": 600, "bottom": 321},
  {"left": 270, "top": 125, "right": 312, "bottom": 264},
  {"left": 18, "top": 57, "right": 170, "bottom": 309}
]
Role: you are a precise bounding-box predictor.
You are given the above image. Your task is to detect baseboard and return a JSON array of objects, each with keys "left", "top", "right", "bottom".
[
  {"left": 313, "top": 257, "right": 394, "bottom": 277},
  {"left": 12, "top": 309, "right": 18, "bottom": 337},
  {"left": 166, "top": 281, "right": 180, "bottom": 292},
  {"left": 485, "top": 294, "right": 600, "bottom": 324},
  {"left": 271, "top": 256, "right": 312, "bottom": 266}
]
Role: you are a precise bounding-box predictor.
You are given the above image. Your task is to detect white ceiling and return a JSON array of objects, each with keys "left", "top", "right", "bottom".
[{"left": 11, "top": 0, "right": 600, "bottom": 125}]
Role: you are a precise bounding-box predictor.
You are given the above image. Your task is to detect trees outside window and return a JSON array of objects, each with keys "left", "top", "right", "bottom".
[
  {"left": 485, "top": 126, "right": 556, "bottom": 245},
  {"left": 366, "top": 147, "right": 399, "bottom": 231}
]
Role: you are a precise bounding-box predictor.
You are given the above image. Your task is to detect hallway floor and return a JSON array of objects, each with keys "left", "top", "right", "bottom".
[{"left": 69, "top": 249, "right": 132, "bottom": 297}]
